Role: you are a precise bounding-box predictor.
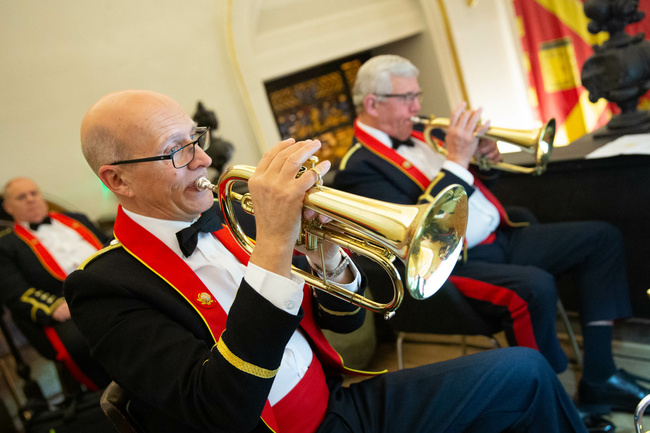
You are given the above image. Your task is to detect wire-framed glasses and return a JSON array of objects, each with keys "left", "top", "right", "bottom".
[
  {"left": 376, "top": 91, "right": 424, "bottom": 105},
  {"left": 111, "top": 127, "right": 210, "bottom": 169}
]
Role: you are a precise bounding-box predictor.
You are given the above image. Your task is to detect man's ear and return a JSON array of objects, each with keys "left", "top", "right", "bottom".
[
  {"left": 2, "top": 198, "right": 11, "bottom": 216},
  {"left": 364, "top": 94, "right": 379, "bottom": 117},
  {"left": 98, "top": 166, "right": 134, "bottom": 198}
]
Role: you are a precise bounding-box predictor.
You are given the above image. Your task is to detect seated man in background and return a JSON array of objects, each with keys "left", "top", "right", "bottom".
[
  {"left": 0, "top": 177, "right": 111, "bottom": 392},
  {"left": 333, "top": 54, "right": 649, "bottom": 415},
  {"left": 63, "top": 88, "right": 588, "bottom": 433}
]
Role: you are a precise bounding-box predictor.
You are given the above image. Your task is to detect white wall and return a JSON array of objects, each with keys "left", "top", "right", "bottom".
[{"left": 0, "top": 0, "right": 259, "bottom": 221}]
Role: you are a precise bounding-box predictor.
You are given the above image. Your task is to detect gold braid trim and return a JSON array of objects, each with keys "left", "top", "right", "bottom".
[
  {"left": 418, "top": 172, "right": 446, "bottom": 203},
  {"left": 338, "top": 143, "right": 362, "bottom": 171},
  {"left": 318, "top": 303, "right": 361, "bottom": 316},
  {"left": 503, "top": 216, "right": 530, "bottom": 228},
  {"left": 78, "top": 242, "right": 123, "bottom": 269},
  {"left": 216, "top": 337, "right": 278, "bottom": 379},
  {"left": 20, "top": 288, "right": 64, "bottom": 322}
]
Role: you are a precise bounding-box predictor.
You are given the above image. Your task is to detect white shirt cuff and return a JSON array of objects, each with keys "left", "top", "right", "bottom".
[
  {"left": 245, "top": 262, "right": 305, "bottom": 315},
  {"left": 442, "top": 160, "right": 475, "bottom": 185},
  {"left": 324, "top": 254, "right": 361, "bottom": 293},
  {"left": 305, "top": 250, "right": 361, "bottom": 293}
]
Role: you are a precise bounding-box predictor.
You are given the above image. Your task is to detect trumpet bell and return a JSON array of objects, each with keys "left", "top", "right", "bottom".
[
  {"left": 481, "top": 117, "right": 555, "bottom": 174},
  {"left": 407, "top": 185, "right": 466, "bottom": 299},
  {"left": 412, "top": 115, "right": 556, "bottom": 175}
]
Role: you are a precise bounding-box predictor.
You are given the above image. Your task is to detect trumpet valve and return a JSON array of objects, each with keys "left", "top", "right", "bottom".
[
  {"left": 305, "top": 232, "right": 320, "bottom": 251},
  {"left": 238, "top": 193, "right": 254, "bottom": 214},
  {"left": 307, "top": 156, "right": 319, "bottom": 167},
  {"left": 299, "top": 218, "right": 323, "bottom": 251}
]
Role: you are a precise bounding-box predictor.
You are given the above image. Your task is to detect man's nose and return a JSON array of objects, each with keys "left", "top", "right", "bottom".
[
  {"left": 411, "top": 98, "right": 421, "bottom": 112},
  {"left": 191, "top": 145, "right": 212, "bottom": 169}
]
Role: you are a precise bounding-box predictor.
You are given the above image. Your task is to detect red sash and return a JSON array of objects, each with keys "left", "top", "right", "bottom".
[
  {"left": 13, "top": 212, "right": 103, "bottom": 281},
  {"left": 273, "top": 354, "right": 329, "bottom": 433},
  {"left": 354, "top": 120, "right": 431, "bottom": 191},
  {"left": 113, "top": 206, "right": 374, "bottom": 432}
]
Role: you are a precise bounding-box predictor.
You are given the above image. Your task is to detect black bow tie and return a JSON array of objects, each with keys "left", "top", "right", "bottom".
[
  {"left": 29, "top": 216, "right": 52, "bottom": 231},
  {"left": 390, "top": 136, "right": 415, "bottom": 149},
  {"left": 175, "top": 206, "right": 222, "bottom": 257}
]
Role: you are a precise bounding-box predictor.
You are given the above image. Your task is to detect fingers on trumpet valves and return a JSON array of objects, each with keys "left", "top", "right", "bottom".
[
  {"left": 308, "top": 167, "right": 323, "bottom": 187},
  {"left": 296, "top": 155, "right": 326, "bottom": 187},
  {"left": 295, "top": 166, "right": 323, "bottom": 187}
]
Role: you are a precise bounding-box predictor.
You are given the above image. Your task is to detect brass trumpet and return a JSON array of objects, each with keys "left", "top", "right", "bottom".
[
  {"left": 411, "top": 115, "right": 556, "bottom": 175},
  {"left": 195, "top": 164, "right": 468, "bottom": 319}
]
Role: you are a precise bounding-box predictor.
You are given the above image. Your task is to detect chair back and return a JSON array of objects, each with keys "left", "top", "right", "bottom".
[{"left": 100, "top": 381, "right": 141, "bottom": 433}]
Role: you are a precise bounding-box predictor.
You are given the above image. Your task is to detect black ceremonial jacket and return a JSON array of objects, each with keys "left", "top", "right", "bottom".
[{"left": 64, "top": 205, "right": 372, "bottom": 433}]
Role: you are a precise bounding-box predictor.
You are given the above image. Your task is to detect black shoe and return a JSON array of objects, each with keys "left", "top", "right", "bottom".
[
  {"left": 578, "top": 369, "right": 650, "bottom": 413},
  {"left": 579, "top": 412, "right": 616, "bottom": 433}
]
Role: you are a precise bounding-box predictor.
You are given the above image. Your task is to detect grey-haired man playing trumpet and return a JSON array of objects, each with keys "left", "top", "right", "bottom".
[
  {"left": 64, "top": 89, "right": 587, "bottom": 433},
  {"left": 333, "top": 54, "right": 648, "bottom": 424}
]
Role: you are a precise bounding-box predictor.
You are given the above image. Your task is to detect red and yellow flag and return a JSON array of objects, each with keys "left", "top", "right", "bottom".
[{"left": 512, "top": 0, "right": 650, "bottom": 145}]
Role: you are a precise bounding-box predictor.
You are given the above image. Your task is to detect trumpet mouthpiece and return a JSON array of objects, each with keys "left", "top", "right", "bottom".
[
  {"left": 410, "top": 116, "right": 427, "bottom": 124},
  {"left": 195, "top": 176, "right": 215, "bottom": 192}
]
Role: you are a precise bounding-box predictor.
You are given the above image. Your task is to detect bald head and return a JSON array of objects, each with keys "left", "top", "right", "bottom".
[
  {"left": 80, "top": 90, "right": 183, "bottom": 174},
  {"left": 80, "top": 90, "right": 213, "bottom": 221},
  {"left": 2, "top": 177, "right": 49, "bottom": 223}
]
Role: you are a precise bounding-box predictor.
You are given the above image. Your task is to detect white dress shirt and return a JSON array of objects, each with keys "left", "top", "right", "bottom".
[
  {"left": 26, "top": 218, "right": 100, "bottom": 275},
  {"left": 122, "top": 208, "right": 360, "bottom": 405},
  {"left": 356, "top": 121, "right": 500, "bottom": 248}
]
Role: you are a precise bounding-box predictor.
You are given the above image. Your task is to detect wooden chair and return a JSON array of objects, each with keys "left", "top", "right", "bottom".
[{"left": 100, "top": 381, "right": 141, "bottom": 433}]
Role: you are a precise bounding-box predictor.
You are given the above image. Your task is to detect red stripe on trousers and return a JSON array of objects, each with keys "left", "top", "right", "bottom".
[
  {"left": 43, "top": 325, "right": 99, "bottom": 391},
  {"left": 449, "top": 276, "right": 539, "bottom": 350}
]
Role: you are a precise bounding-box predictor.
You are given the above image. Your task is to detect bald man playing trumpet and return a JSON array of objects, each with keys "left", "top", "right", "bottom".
[{"left": 64, "top": 89, "right": 587, "bottom": 433}]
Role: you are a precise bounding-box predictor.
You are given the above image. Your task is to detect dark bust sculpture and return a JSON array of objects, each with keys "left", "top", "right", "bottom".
[
  {"left": 192, "top": 101, "right": 234, "bottom": 182},
  {"left": 581, "top": 0, "right": 650, "bottom": 135}
]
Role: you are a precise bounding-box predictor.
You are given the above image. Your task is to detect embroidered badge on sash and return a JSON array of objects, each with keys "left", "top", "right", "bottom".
[{"left": 195, "top": 291, "right": 216, "bottom": 308}]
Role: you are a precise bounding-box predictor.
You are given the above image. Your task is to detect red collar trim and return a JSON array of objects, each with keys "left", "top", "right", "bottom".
[{"left": 354, "top": 120, "right": 430, "bottom": 190}]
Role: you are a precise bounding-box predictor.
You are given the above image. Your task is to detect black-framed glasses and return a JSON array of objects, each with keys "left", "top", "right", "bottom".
[
  {"left": 111, "top": 127, "right": 210, "bottom": 169},
  {"left": 376, "top": 91, "right": 423, "bottom": 105}
]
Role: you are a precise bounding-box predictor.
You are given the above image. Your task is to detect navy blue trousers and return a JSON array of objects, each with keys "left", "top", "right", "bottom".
[
  {"left": 453, "top": 221, "right": 632, "bottom": 373},
  {"left": 319, "top": 347, "right": 587, "bottom": 433}
]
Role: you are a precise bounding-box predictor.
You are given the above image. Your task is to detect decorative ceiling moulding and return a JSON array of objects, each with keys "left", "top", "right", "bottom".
[{"left": 225, "top": 0, "right": 430, "bottom": 152}]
